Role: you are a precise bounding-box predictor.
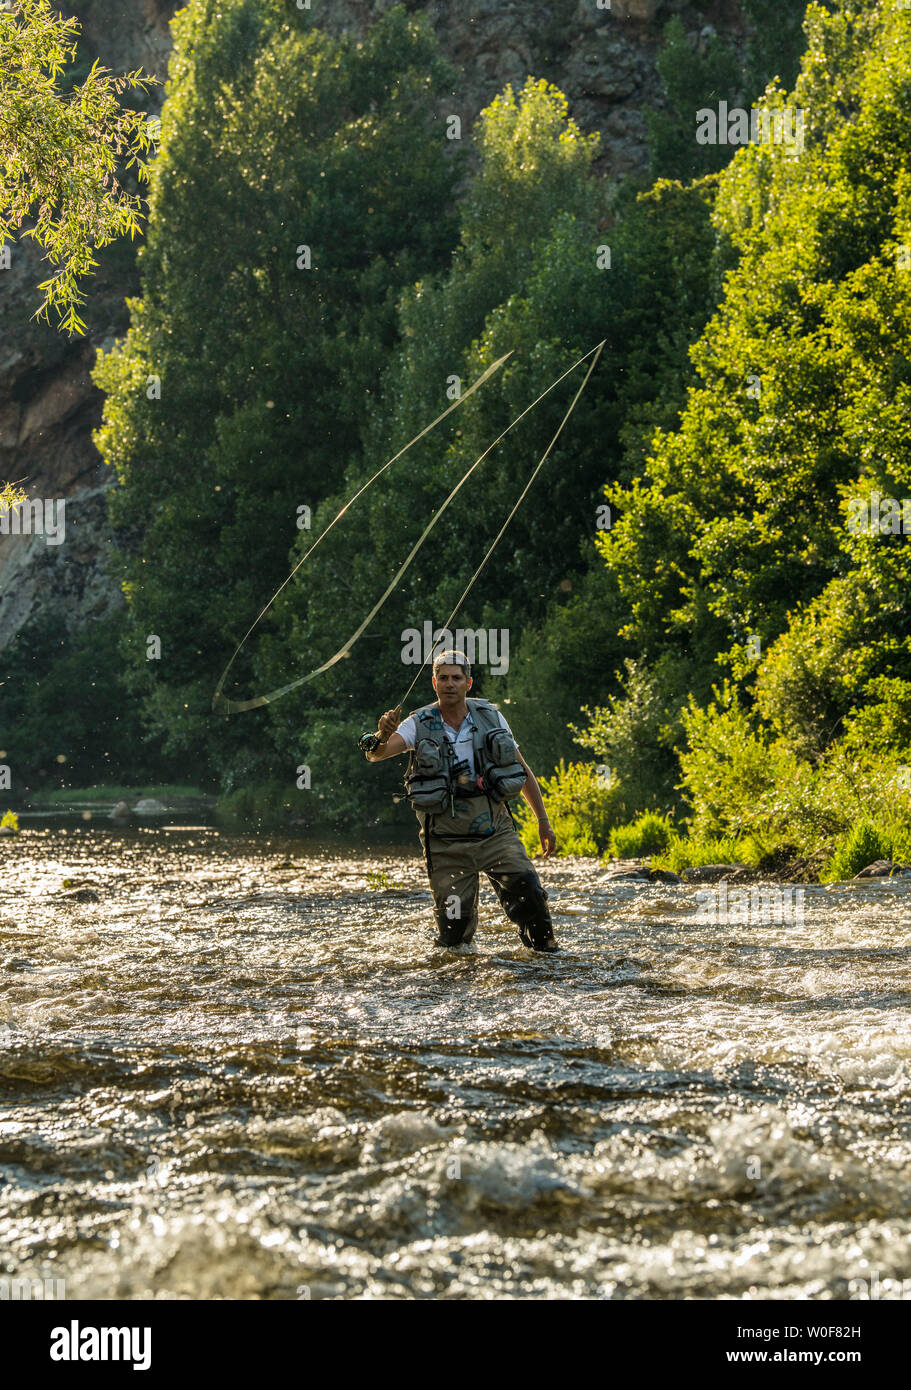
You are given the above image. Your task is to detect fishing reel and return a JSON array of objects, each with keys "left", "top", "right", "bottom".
[
  {"left": 450, "top": 757, "right": 481, "bottom": 797},
  {"left": 358, "top": 731, "right": 383, "bottom": 754}
]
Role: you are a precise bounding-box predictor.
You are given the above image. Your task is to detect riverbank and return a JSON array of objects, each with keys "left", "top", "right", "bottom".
[{"left": 12, "top": 785, "right": 216, "bottom": 816}]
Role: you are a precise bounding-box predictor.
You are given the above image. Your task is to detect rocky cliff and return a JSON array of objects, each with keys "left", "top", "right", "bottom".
[{"left": 0, "top": 0, "right": 747, "bottom": 655}]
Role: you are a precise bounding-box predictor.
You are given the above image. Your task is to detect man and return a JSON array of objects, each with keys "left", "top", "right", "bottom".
[{"left": 362, "top": 649, "right": 559, "bottom": 952}]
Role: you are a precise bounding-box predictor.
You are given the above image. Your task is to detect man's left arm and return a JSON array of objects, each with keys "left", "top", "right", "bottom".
[{"left": 516, "top": 750, "right": 556, "bottom": 858}]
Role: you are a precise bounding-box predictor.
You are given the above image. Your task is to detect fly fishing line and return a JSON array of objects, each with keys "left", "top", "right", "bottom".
[{"left": 213, "top": 340, "right": 605, "bottom": 713}]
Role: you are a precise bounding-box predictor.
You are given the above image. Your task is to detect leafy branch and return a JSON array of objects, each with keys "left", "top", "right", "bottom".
[
  {"left": 0, "top": 477, "right": 27, "bottom": 512},
  {"left": 0, "top": 0, "right": 160, "bottom": 335}
]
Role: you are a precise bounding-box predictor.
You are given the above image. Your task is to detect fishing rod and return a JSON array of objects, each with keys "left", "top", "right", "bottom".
[{"left": 393, "top": 338, "right": 605, "bottom": 717}]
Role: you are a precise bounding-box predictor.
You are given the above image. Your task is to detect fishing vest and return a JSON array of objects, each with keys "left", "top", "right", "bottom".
[{"left": 403, "top": 698, "right": 527, "bottom": 816}]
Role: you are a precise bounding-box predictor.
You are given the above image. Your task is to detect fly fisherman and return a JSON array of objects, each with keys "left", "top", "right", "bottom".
[{"left": 359, "top": 649, "right": 559, "bottom": 952}]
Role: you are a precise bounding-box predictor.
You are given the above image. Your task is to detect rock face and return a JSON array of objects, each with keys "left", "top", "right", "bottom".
[{"left": 0, "top": 0, "right": 750, "bottom": 654}]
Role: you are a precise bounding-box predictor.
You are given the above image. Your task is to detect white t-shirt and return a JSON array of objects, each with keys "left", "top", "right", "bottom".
[{"left": 395, "top": 704, "right": 519, "bottom": 780}]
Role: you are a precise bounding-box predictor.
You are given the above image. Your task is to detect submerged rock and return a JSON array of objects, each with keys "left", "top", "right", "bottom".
[
  {"left": 133, "top": 798, "right": 168, "bottom": 814},
  {"left": 682, "top": 864, "right": 751, "bottom": 883},
  {"left": 600, "top": 865, "right": 683, "bottom": 885},
  {"left": 110, "top": 801, "right": 133, "bottom": 821},
  {"left": 853, "top": 860, "right": 911, "bottom": 879},
  {"left": 62, "top": 888, "right": 100, "bottom": 903}
]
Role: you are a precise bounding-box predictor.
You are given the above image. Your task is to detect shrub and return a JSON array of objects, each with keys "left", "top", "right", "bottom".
[
  {"left": 608, "top": 811, "right": 673, "bottom": 860},
  {"left": 821, "top": 821, "right": 893, "bottom": 882},
  {"left": 570, "top": 656, "right": 685, "bottom": 816},
  {"left": 514, "top": 759, "right": 629, "bottom": 857},
  {"left": 652, "top": 833, "right": 763, "bottom": 874},
  {"left": 755, "top": 576, "right": 877, "bottom": 764},
  {"left": 1, "top": 810, "right": 20, "bottom": 833}
]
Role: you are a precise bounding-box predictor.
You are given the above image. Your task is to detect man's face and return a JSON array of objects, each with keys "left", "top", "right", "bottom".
[{"left": 433, "top": 663, "right": 472, "bottom": 703}]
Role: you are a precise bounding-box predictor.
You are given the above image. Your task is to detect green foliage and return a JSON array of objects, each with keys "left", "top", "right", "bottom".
[
  {"left": 220, "top": 72, "right": 612, "bottom": 818},
  {"left": 570, "top": 0, "right": 911, "bottom": 873},
  {"left": 39, "top": 0, "right": 895, "bottom": 858},
  {"left": 603, "top": 0, "right": 909, "bottom": 674},
  {"left": 652, "top": 833, "right": 763, "bottom": 874},
  {"left": 570, "top": 657, "right": 684, "bottom": 815},
  {"left": 677, "top": 685, "right": 791, "bottom": 842},
  {"left": 492, "top": 172, "right": 724, "bottom": 782},
  {"left": 494, "top": 562, "right": 628, "bottom": 780},
  {"left": 741, "top": 0, "right": 813, "bottom": 95},
  {"left": 819, "top": 813, "right": 911, "bottom": 881},
  {"left": 0, "top": 0, "right": 159, "bottom": 333},
  {"left": 646, "top": 17, "right": 744, "bottom": 182},
  {"left": 822, "top": 820, "right": 891, "bottom": 882},
  {"left": 754, "top": 575, "right": 877, "bottom": 762},
  {"left": 607, "top": 811, "right": 673, "bottom": 861},
  {"left": 514, "top": 760, "right": 629, "bottom": 857},
  {"left": 841, "top": 677, "right": 911, "bottom": 760},
  {"left": 93, "top": 1, "right": 462, "bottom": 787},
  {"left": 215, "top": 778, "right": 302, "bottom": 832},
  {"left": 674, "top": 675, "right": 911, "bottom": 865},
  {"left": 366, "top": 868, "right": 405, "bottom": 890},
  {"left": 0, "top": 810, "right": 20, "bottom": 832}
]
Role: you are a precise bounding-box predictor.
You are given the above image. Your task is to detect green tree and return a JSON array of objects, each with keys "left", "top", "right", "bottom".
[
  {"left": 93, "top": 0, "right": 463, "bottom": 782},
  {"left": 497, "top": 172, "right": 724, "bottom": 782},
  {"left": 238, "top": 82, "right": 729, "bottom": 823},
  {"left": 0, "top": 610, "right": 175, "bottom": 785},
  {"left": 647, "top": 5, "right": 816, "bottom": 186},
  {"left": 573, "top": 0, "right": 911, "bottom": 843},
  {"left": 601, "top": 0, "right": 897, "bottom": 674},
  {"left": 646, "top": 16, "right": 744, "bottom": 183},
  {"left": 254, "top": 78, "right": 609, "bottom": 822}
]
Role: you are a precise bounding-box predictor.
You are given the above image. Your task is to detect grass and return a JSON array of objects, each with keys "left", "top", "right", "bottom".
[
  {"left": 651, "top": 833, "right": 764, "bottom": 874},
  {"left": 366, "top": 869, "right": 406, "bottom": 890},
  {"left": 26, "top": 784, "right": 211, "bottom": 806},
  {"left": 607, "top": 811, "right": 674, "bottom": 860},
  {"left": 819, "top": 818, "right": 911, "bottom": 882}
]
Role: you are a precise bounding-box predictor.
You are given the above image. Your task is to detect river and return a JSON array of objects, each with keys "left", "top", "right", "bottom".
[{"left": 2, "top": 823, "right": 910, "bottom": 1300}]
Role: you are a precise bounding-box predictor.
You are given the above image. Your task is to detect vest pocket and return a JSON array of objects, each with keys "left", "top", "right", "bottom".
[
  {"left": 405, "top": 737, "right": 452, "bottom": 813},
  {"left": 481, "top": 729, "right": 527, "bottom": 801}
]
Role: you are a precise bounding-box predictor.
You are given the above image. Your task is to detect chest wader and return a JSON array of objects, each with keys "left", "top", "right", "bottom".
[{"left": 403, "top": 701, "right": 557, "bottom": 951}]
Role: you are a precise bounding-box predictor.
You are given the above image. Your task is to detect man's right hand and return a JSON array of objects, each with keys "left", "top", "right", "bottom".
[{"left": 377, "top": 706, "right": 402, "bottom": 741}]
